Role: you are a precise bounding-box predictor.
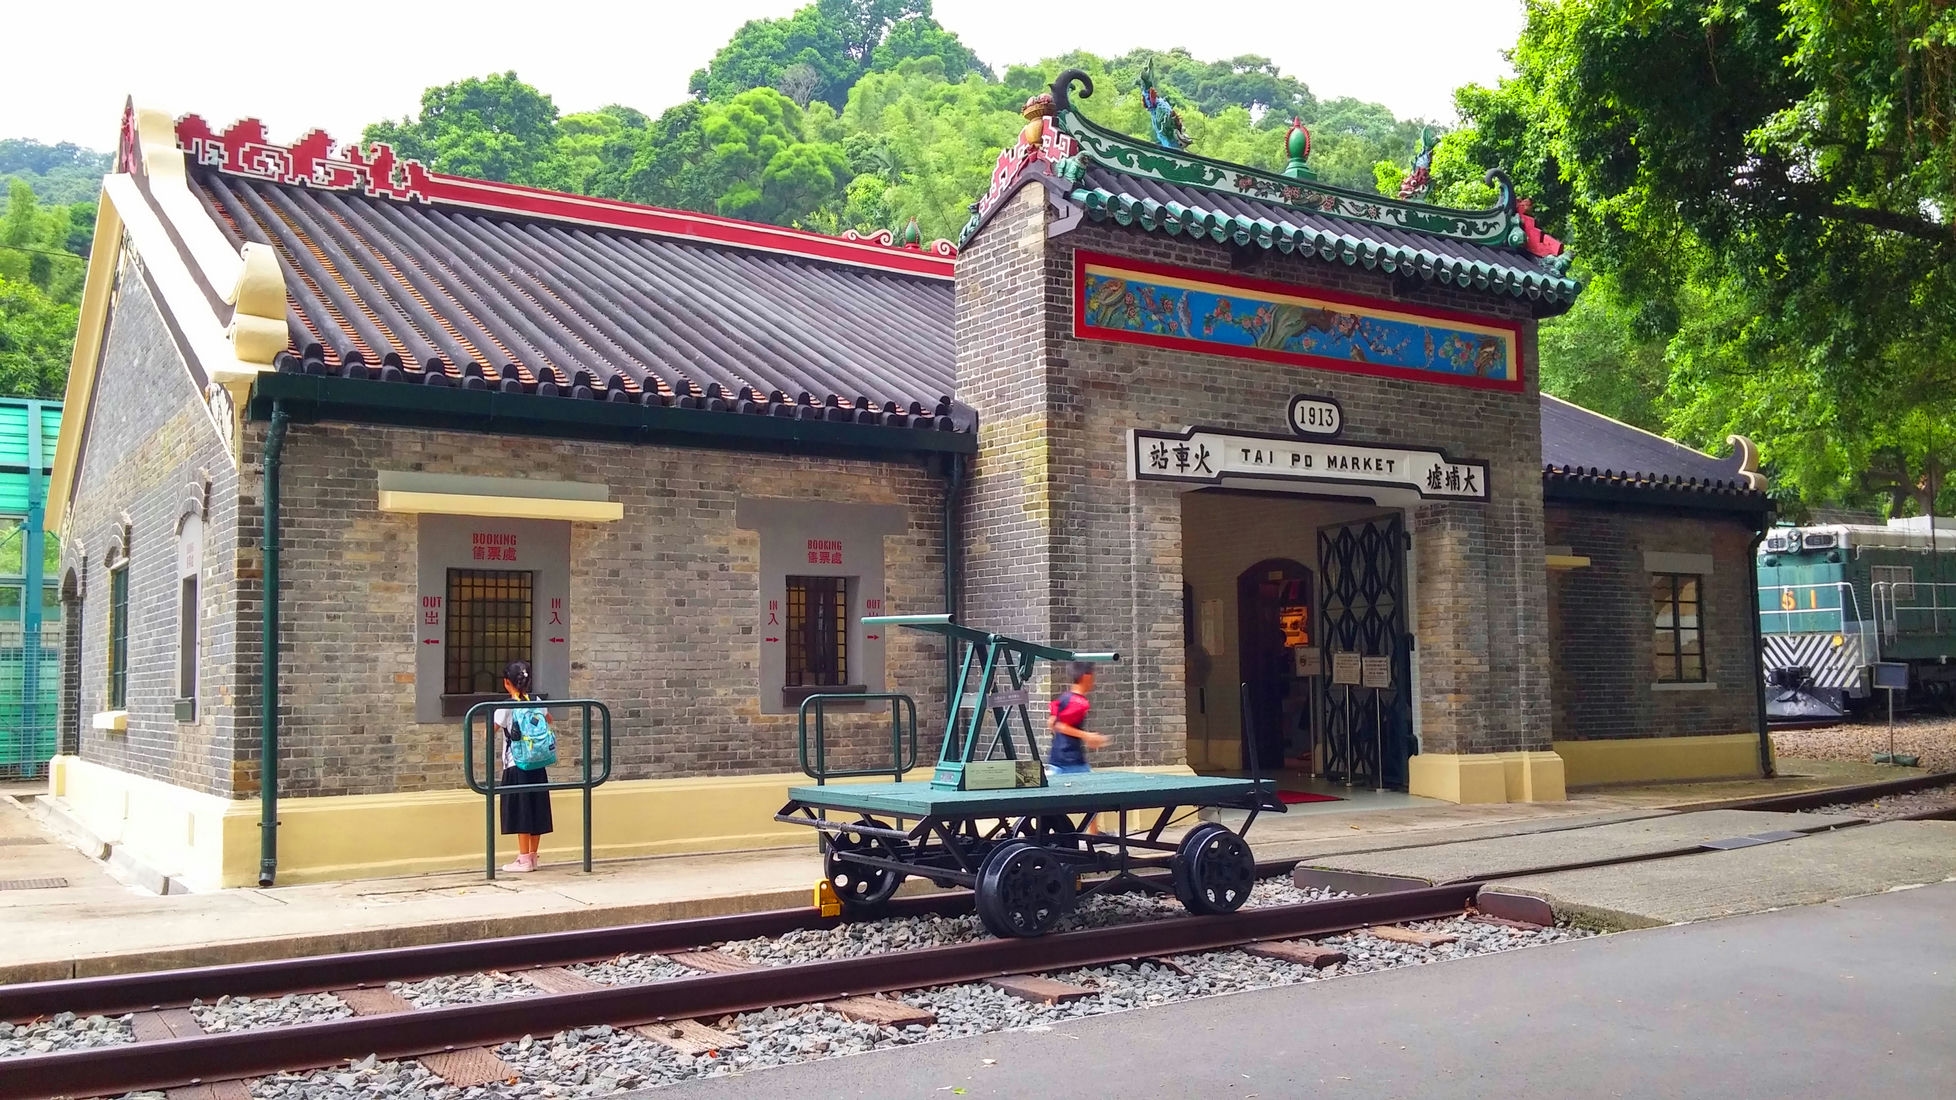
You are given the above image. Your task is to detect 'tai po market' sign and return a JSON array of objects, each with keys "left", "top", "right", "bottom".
[{"left": 1127, "top": 426, "right": 1489, "bottom": 500}]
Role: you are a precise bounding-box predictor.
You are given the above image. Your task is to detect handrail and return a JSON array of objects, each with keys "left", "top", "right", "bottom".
[
  {"left": 1872, "top": 580, "right": 1956, "bottom": 640},
  {"left": 1756, "top": 580, "right": 1870, "bottom": 637},
  {"left": 463, "top": 698, "right": 614, "bottom": 880},
  {"left": 796, "top": 693, "right": 918, "bottom": 785}
]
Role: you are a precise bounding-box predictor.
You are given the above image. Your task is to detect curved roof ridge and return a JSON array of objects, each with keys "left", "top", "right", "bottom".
[{"left": 171, "top": 112, "right": 957, "bottom": 280}]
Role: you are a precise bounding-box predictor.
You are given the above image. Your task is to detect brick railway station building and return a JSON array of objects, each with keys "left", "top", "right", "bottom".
[{"left": 47, "top": 77, "right": 1772, "bottom": 888}]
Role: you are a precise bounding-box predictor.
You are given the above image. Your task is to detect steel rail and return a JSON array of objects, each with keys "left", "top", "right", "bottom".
[
  {"left": 1697, "top": 770, "right": 1956, "bottom": 813},
  {"left": 0, "top": 885, "right": 1477, "bottom": 1100},
  {"left": 0, "top": 861, "right": 1306, "bottom": 1020}
]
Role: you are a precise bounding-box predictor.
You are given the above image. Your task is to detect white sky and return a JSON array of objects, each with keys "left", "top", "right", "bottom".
[{"left": 1, "top": 1, "right": 1525, "bottom": 150}]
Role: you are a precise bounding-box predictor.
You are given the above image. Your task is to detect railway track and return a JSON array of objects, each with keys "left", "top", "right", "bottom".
[{"left": 5, "top": 772, "right": 1953, "bottom": 1099}]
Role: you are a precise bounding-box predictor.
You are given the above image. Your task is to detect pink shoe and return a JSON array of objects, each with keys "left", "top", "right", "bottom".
[{"left": 501, "top": 854, "right": 537, "bottom": 873}]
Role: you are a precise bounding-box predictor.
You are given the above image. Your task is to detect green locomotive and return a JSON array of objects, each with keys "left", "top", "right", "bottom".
[{"left": 1758, "top": 517, "right": 1956, "bottom": 718}]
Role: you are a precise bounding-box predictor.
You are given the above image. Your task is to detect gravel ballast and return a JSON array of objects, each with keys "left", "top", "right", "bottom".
[
  {"left": 189, "top": 992, "right": 352, "bottom": 1033},
  {"left": 390, "top": 971, "right": 540, "bottom": 1009},
  {"left": 1774, "top": 718, "right": 1956, "bottom": 774},
  {"left": 168, "top": 906, "right": 1585, "bottom": 1098},
  {"left": 0, "top": 1012, "right": 134, "bottom": 1059}
]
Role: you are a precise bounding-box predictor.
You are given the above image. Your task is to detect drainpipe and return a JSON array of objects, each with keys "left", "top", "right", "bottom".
[
  {"left": 941, "top": 454, "right": 965, "bottom": 702},
  {"left": 259, "top": 404, "right": 289, "bottom": 887},
  {"left": 1747, "top": 520, "right": 1773, "bottom": 778}
]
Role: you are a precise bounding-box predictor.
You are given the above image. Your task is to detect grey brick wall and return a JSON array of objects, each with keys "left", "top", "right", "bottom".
[
  {"left": 955, "top": 182, "right": 1553, "bottom": 763},
  {"left": 62, "top": 256, "right": 245, "bottom": 795},
  {"left": 229, "top": 419, "right": 948, "bottom": 798},
  {"left": 1545, "top": 501, "right": 1762, "bottom": 740}
]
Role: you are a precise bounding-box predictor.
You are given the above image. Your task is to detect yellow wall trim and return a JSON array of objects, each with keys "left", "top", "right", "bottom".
[
  {"left": 377, "top": 490, "right": 624, "bottom": 523},
  {"left": 47, "top": 758, "right": 1197, "bottom": 890},
  {"left": 1545, "top": 554, "right": 1591, "bottom": 569},
  {"left": 1554, "top": 733, "right": 1763, "bottom": 787},
  {"left": 1407, "top": 750, "right": 1567, "bottom": 805},
  {"left": 89, "top": 711, "right": 127, "bottom": 731}
]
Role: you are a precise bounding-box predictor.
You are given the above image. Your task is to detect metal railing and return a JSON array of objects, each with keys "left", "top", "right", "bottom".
[
  {"left": 463, "top": 698, "right": 613, "bottom": 880},
  {"left": 796, "top": 692, "right": 918, "bottom": 784},
  {"left": 1757, "top": 581, "right": 1873, "bottom": 640},
  {"left": 1872, "top": 580, "right": 1956, "bottom": 642}
]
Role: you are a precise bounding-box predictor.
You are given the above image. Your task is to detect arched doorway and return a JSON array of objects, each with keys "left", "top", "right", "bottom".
[{"left": 1236, "top": 558, "right": 1312, "bottom": 774}]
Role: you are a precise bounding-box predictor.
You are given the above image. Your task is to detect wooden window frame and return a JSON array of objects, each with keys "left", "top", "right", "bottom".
[
  {"left": 784, "top": 574, "right": 858, "bottom": 704},
  {"left": 1652, "top": 572, "right": 1706, "bottom": 684}
]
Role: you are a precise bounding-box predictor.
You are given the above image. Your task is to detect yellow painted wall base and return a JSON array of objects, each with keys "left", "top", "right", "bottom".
[
  {"left": 47, "top": 757, "right": 1197, "bottom": 890},
  {"left": 1406, "top": 751, "right": 1567, "bottom": 804},
  {"left": 1554, "top": 733, "right": 1763, "bottom": 787}
]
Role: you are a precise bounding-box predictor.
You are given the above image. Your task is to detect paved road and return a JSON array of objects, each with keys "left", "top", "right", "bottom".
[{"left": 646, "top": 881, "right": 1956, "bottom": 1099}]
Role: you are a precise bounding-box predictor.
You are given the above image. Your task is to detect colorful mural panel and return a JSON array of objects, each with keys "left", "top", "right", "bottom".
[{"left": 1074, "top": 254, "right": 1523, "bottom": 391}]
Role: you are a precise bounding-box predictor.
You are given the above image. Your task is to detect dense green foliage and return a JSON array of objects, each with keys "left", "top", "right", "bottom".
[
  {"left": 0, "top": 140, "right": 112, "bottom": 206},
  {"left": 1441, "top": 0, "right": 1956, "bottom": 517},
  {"left": 0, "top": 179, "right": 93, "bottom": 398}
]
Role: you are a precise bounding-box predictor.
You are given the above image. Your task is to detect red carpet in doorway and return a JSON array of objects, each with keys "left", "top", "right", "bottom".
[{"left": 1277, "top": 790, "right": 1343, "bottom": 805}]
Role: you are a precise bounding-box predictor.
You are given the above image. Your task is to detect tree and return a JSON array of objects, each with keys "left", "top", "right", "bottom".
[
  {"left": 867, "top": 14, "right": 988, "bottom": 81},
  {"left": 1446, "top": 0, "right": 1956, "bottom": 512},
  {"left": 537, "top": 106, "right": 648, "bottom": 196},
  {"left": 0, "top": 275, "right": 76, "bottom": 399},
  {"left": 0, "top": 140, "right": 111, "bottom": 205},
  {"left": 363, "top": 73, "right": 560, "bottom": 185},
  {"left": 688, "top": 5, "right": 859, "bottom": 108},
  {"left": 0, "top": 182, "right": 88, "bottom": 305}
]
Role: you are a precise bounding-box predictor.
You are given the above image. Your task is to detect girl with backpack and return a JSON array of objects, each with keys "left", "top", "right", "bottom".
[{"left": 495, "top": 659, "right": 555, "bottom": 872}]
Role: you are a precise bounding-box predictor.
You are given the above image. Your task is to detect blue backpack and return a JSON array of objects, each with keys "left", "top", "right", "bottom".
[{"left": 507, "top": 700, "right": 557, "bottom": 770}]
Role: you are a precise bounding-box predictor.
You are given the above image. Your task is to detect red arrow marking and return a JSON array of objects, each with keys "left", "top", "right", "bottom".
[
  {"left": 866, "top": 634, "right": 880, "bottom": 640},
  {"left": 548, "top": 637, "right": 566, "bottom": 644},
  {"left": 764, "top": 637, "right": 779, "bottom": 643},
  {"left": 421, "top": 638, "right": 439, "bottom": 645}
]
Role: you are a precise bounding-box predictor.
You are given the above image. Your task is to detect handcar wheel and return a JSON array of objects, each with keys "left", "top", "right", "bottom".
[
  {"left": 1172, "top": 823, "right": 1255, "bottom": 915},
  {"left": 824, "top": 818, "right": 907, "bottom": 918},
  {"left": 975, "top": 841, "right": 1074, "bottom": 938}
]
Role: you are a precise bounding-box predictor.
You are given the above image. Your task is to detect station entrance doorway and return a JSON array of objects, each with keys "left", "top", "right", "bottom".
[{"left": 1182, "top": 490, "right": 1413, "bottom": 789}]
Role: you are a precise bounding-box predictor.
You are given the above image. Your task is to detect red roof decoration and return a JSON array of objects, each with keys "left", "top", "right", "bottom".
[{"left": 171, "top": 115, "right": 955, "bottom": 277}]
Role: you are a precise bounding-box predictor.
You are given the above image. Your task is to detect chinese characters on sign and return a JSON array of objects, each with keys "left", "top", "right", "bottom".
[
  {"left": 420, "top": 595, "right": 441, "bottom": 646},
  {"left": 806, "top": 538, "right": 845, "bottom": 565},
  {"left": 471, "top": 532, "right": 519, "bottom": 562},
  {"left": 1128, "top": 428, "right": 1488, "bottom": 501},
  {"left": 548, "top": 597, "right": 566, "bottom": 644}
]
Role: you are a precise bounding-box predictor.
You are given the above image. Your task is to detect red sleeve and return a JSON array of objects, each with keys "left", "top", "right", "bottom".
[{"left": 1053, "top": 693, "right": 1090, "bottom": 728}]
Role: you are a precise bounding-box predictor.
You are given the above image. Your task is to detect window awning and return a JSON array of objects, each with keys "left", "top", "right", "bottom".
[{"left": 376, "top": 471, "right": 623, "bottom": 523}]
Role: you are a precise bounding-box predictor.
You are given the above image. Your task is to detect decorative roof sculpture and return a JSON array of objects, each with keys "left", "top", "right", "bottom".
[
  {"left": 1398, "top": 127, "right": 1438, "bottom": 200},
  {"left": 960, "top": 69, "right": 1582, "bottom": 309},
  {"left": 1281, "top": 118, "right": 1315, "bottom": 180},
  {"left": 1137, "top": 59, "right": 1190, "bottom": 151}
]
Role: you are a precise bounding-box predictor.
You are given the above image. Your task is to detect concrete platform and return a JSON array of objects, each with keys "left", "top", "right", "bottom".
[
  {"left": 1292, "top": 808, "right": 1862, "bottom": 888},
  {"left": 1490, "top": 819, "right": 1956, "bottom": 929}
]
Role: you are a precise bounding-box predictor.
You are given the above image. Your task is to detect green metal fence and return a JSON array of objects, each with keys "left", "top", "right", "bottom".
[{"left": 0, "top": 398, "right": 59, "bottom": 782}]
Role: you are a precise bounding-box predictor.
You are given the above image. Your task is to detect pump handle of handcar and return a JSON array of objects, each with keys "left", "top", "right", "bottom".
[{"left": 863, "top": 614, "right": 1120, "bottom": 666}]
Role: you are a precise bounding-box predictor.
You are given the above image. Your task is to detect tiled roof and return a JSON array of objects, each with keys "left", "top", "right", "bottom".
[
  {"left": 1069, "top": 164, "right": 1581, "bottom": 306},
  {"left": 1540, "top": 395, "right": 1768, "bottom": 507},
  {"left": 962, "top": 70, "right": 1581, "bottom": 309},
  {"left": 175, "top": 117, "right": 972, "bottom": 434}
]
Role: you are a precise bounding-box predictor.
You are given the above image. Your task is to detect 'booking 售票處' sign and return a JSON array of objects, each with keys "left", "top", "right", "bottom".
[{"left": 1127, "top": 426, "right": 1490, "bottom": 500}]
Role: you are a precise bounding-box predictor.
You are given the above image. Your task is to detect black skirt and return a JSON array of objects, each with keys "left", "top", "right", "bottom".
[{"left": 499, "top": 766, "right": 554, "bottom": 835}]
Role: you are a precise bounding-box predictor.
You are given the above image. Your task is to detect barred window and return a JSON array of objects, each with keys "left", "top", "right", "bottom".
[
  {"left": 1652, "top": 572, "right": 1705, "bottom": 683},
  {"left": 785, "top": 575, "right": 848, "bottom": 687},
  {"left": 444, "top": 569, "right": 533, "bottom": 696}
]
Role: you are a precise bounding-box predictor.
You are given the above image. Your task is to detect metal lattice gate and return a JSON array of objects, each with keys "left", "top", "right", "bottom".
[
  {"left": 0, "top": 622, "right": 59, "bottom": 780},
  {"left": 1318, "top": 515, "right": 1412, "bottom": 789}
]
